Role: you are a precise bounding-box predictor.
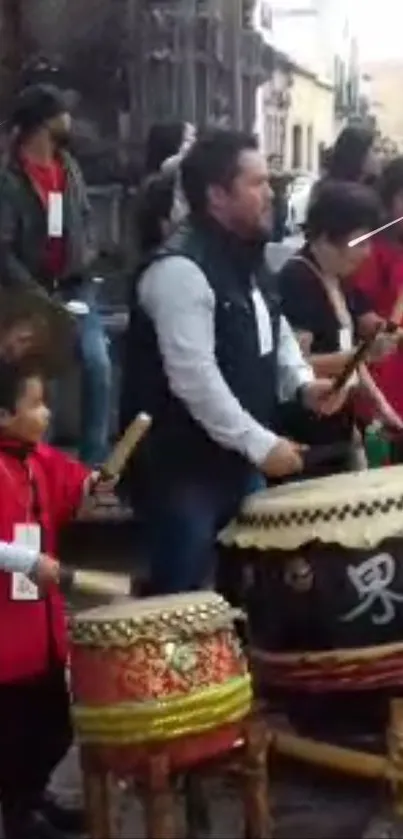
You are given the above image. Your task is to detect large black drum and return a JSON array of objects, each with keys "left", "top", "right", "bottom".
[{"left": 219, "top": 467, "right": 403, "bottom": 693}]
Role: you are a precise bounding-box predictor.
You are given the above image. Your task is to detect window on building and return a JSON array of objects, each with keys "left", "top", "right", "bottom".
[
  {"left": 292, "top": 123, "right": 302, "bottom": 169},
  {"left": 242, "top": 0, "right": 254, "bottom": 27},
  {"left": 307, "top": 124, "right": 313, "bottom": 170},
  {"left": 260, "top": 0, "right": 273, "bottom": 29}
]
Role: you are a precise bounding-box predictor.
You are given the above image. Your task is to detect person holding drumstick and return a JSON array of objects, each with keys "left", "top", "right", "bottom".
[
  {"left": 351, "top": 157, "right": 403, "bottom": 460},
  {"left": 279, "top": 180, "right": 402, "bottom": 477},
  {"left": 121, "top": 129, "right": 349, "bottom": 595},
  {"left": 0, "top": 358, "right": 114, "bottom": 839}
]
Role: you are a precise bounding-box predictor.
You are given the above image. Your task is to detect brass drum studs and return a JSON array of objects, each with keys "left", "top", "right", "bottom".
[{"left": 284, "top": 557, "right": 314, "bottom": 593}]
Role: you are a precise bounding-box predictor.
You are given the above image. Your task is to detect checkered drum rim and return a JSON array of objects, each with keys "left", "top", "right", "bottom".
[
  {"left": 219, "top": 466, "right": 403, "bottom": 550},
  {"left": 237, "top": 493, "right": 403, "bottom": 530}
]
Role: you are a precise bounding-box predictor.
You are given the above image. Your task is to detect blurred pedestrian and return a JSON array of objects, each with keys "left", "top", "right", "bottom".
[
  {"left": 278, "top": 180, "right": 401, "bottom": 476},
  {"left": 268, "top": 153, "right": 289, "bottom": 242},
  {"left": 145, "top": 121, "right": 195, "bottom": 175},
  {"left": 143, "top": 121, "right": 196, "bottom": 227},
  {"left": 136, "top": 172, "right": 176, "bottom": 258},
  {"left": 327, "top": 124, "right": 382, "bottom": 185},
  {"left": 310, "top": 125, "right": 382, "bottom": 208}
]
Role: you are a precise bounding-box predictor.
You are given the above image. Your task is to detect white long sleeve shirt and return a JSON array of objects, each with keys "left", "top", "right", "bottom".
[
  {"left": 0, "top": 540, "right": 38, "bottom": 574},
  {"left": 139, "top": 255, "right": 314, "bottom": 466}
]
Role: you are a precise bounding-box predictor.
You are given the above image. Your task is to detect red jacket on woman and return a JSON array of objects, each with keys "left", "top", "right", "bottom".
[
  {"left": 352, "top": 235, "right": 403, "bottom": 420},
  {"left": 0, "top": 440, "right": 88, "bottom": 683}
]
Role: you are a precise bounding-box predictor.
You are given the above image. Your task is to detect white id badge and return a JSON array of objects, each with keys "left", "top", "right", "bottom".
[
  {"left": 11, "top": 524, "right": 41, "bottom": 601},
  {"left": 339, "top": 327, "right": 353, "bottom": 351},
  {"left": 251, "top": 288, "right": 273, "bottom": 356},
  {"left": 47, "top": 191, "right": 63, "bottom": 238}
]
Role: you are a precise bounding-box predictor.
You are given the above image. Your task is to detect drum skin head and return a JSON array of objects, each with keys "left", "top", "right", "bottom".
[{"left": 219, "top": 466, "right": 403, "bottom": 552}]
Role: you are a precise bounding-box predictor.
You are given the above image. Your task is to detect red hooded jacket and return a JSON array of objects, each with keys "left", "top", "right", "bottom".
[
  {"left": 352, "top": 236, "right": 403, "bottom": 420},
  {"left": 0, "top": 440, "right": 89, "bottom": 684}
]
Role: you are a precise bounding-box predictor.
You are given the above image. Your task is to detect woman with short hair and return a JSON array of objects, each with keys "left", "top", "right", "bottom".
[{"left": 278, "top": 180, "right": 402, "bottom": 476}]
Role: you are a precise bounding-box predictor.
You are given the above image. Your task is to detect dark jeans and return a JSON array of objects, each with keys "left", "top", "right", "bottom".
[
  {"left": 0, "top": 666, "right": 72, "bottom": 837},
  {"left": 51, "top": 282, "right": 112, "bottom": 465},
  {"left": 141, "top": 471, "right": 265, "bottom": 595}
]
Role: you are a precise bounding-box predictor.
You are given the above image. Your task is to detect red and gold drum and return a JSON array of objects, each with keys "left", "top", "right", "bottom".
[
  {"left": 219, "top": 467, "right": 403, "bottom": 694},
  {"left": 69, "top": 592, "right": 252, "bottom": 772}
]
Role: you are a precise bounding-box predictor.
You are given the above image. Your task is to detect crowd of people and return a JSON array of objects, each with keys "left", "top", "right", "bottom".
[{"left": 0, "top": 81, "right": 402, "bottom": 837}]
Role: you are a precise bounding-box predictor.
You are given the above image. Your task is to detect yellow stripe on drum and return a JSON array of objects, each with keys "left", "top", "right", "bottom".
[{"left": 72, "top": 675, "right": 252, "bottom": 745}]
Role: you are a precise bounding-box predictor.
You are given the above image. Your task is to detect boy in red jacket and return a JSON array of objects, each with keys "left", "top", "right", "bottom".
[{"left": 0, "top": 358, "right": 107, "bottom": 839}]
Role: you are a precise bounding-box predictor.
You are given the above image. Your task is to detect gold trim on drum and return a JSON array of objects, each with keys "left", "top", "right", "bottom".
[
  {"left": 70, "top": 602, "right": 243, "bottom": 647},
  {"left": 72, "top": 675, "right": 252, "bottom": 745}
]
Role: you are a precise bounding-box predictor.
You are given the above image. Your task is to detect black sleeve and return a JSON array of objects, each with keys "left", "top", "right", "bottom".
[
  {"left": 347, "top": 286, "right": 372, "bottom": 320},
  {"left": 279, "top": 261, "right": 318, "bottom": 333},
  {"left": 0, "top": 172, "right": 41, "bottom": 293}
]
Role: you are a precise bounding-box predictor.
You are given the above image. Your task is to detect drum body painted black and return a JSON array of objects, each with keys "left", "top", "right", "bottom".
[
  {"left": 218, "top": 466, "right": 403, "bottom": 693},
  {"left": 243, "top": 539, "right": 403, "bottom": 653}
]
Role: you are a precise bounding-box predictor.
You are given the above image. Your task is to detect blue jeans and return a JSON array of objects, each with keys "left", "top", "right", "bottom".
[
  {"left": 49, "top": 285, "right": 112, "bottom": 465},
  {"left": 142, "top": 471, "right": 265, "bottom": 595},
  {"left": 74, "top": 305, "right": 112, "bottom": 465}
]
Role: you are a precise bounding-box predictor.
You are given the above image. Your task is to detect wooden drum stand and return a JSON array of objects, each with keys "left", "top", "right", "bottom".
[
  {"left": 70, "top": 592, "right": 272, "bottom": 839},
  {"left": 80, "top": 707, "right": 272, "bottom": 839}
]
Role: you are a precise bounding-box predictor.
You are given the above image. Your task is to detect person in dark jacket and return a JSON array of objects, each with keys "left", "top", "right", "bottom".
[
  {"left": 268, "top": 153, "right": 289, "bottom": 242},
  {"left": 279, "top": 180, "right": 402, "bottom": 476},
  {"left": 310, "top": 124, "right": 382, "bottom": 208},
  {"left": 352, "top": 156, "right": 403, "bottom": 452},
  {"left": 327, "top": 124, "right": 381, "bottom": 184},
  {"left": 121, "top": 129, "right": 347, "bottom": 595},
  {"left": 136, "top": 172, "right": 176, "bottom": 256},
  {"left": 145, "top": 121, "right": 195, "bottom": 175},
  {"left": 0, "top": 84, "right": 111, "bottom": 465}
]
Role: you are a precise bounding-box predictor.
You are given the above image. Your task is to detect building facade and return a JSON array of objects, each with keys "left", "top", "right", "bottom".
[
  {"left": 361, "top": 61, "right": 403, "bottom": 152},
  {"left": 253, "top": 0, "right": 334, "bottom": 171},
  {"left": 283, "top": 67, "right": 333, "bottom": 172},
  {"left": 1, "top": 0, "right": 273, "bottom": 180}
]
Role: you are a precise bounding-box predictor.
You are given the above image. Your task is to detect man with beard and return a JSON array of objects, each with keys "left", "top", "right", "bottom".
[
  {"left": 0, "top": 84, "right": 111, "bottom": 466},
  {"left": 121, "top": 129, "right": 347, "bottom": 595}
]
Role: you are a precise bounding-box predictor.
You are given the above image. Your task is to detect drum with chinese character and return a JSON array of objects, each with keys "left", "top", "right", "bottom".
[
  {"left": 69, "top": 592, "right": 252, "bottom": 772},
  {"left": 218, "top": 466, "right": 403, "bottom": 693}
]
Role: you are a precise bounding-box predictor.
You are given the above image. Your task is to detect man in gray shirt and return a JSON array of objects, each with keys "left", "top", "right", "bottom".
[{"left": 121, "top": 130, "right": 345, "bottom": 594}]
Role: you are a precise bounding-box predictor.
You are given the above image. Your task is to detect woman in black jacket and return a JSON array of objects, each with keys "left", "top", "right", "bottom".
[
  {"left": 310, "top": 125, "right": 382, "bottom": 208},
  {"left": 327, "top": 124, "right": 381, "bottom": 184}
]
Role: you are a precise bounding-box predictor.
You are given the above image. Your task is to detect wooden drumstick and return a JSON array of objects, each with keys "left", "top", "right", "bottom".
[
  {"left": 332, "top": 294, "right": 403, "bottom": 393},
  {"left": 98, "top": 412, "right": 152, "bottom": 482},
  {"left": 388, "top": 287, "right": 403, "bottom": 330},
  {"left": 332, "top": 331, "right": 380, "bottom": 393},
  {"left": 60, "top": 566, "right": 132, "bottom": 597}
]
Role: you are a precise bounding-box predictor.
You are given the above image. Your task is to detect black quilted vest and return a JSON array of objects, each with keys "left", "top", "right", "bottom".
[{"left": 120, "top": 218, "right": 281, "bottom": 497}]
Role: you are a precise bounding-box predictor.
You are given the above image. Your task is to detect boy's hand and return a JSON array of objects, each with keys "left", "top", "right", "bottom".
[
  {"left": 31, "top": 555, "right": 61, "bottom": 587},
  {"left": 86, "top": 471, "right": 117, "bottom": 497}
]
